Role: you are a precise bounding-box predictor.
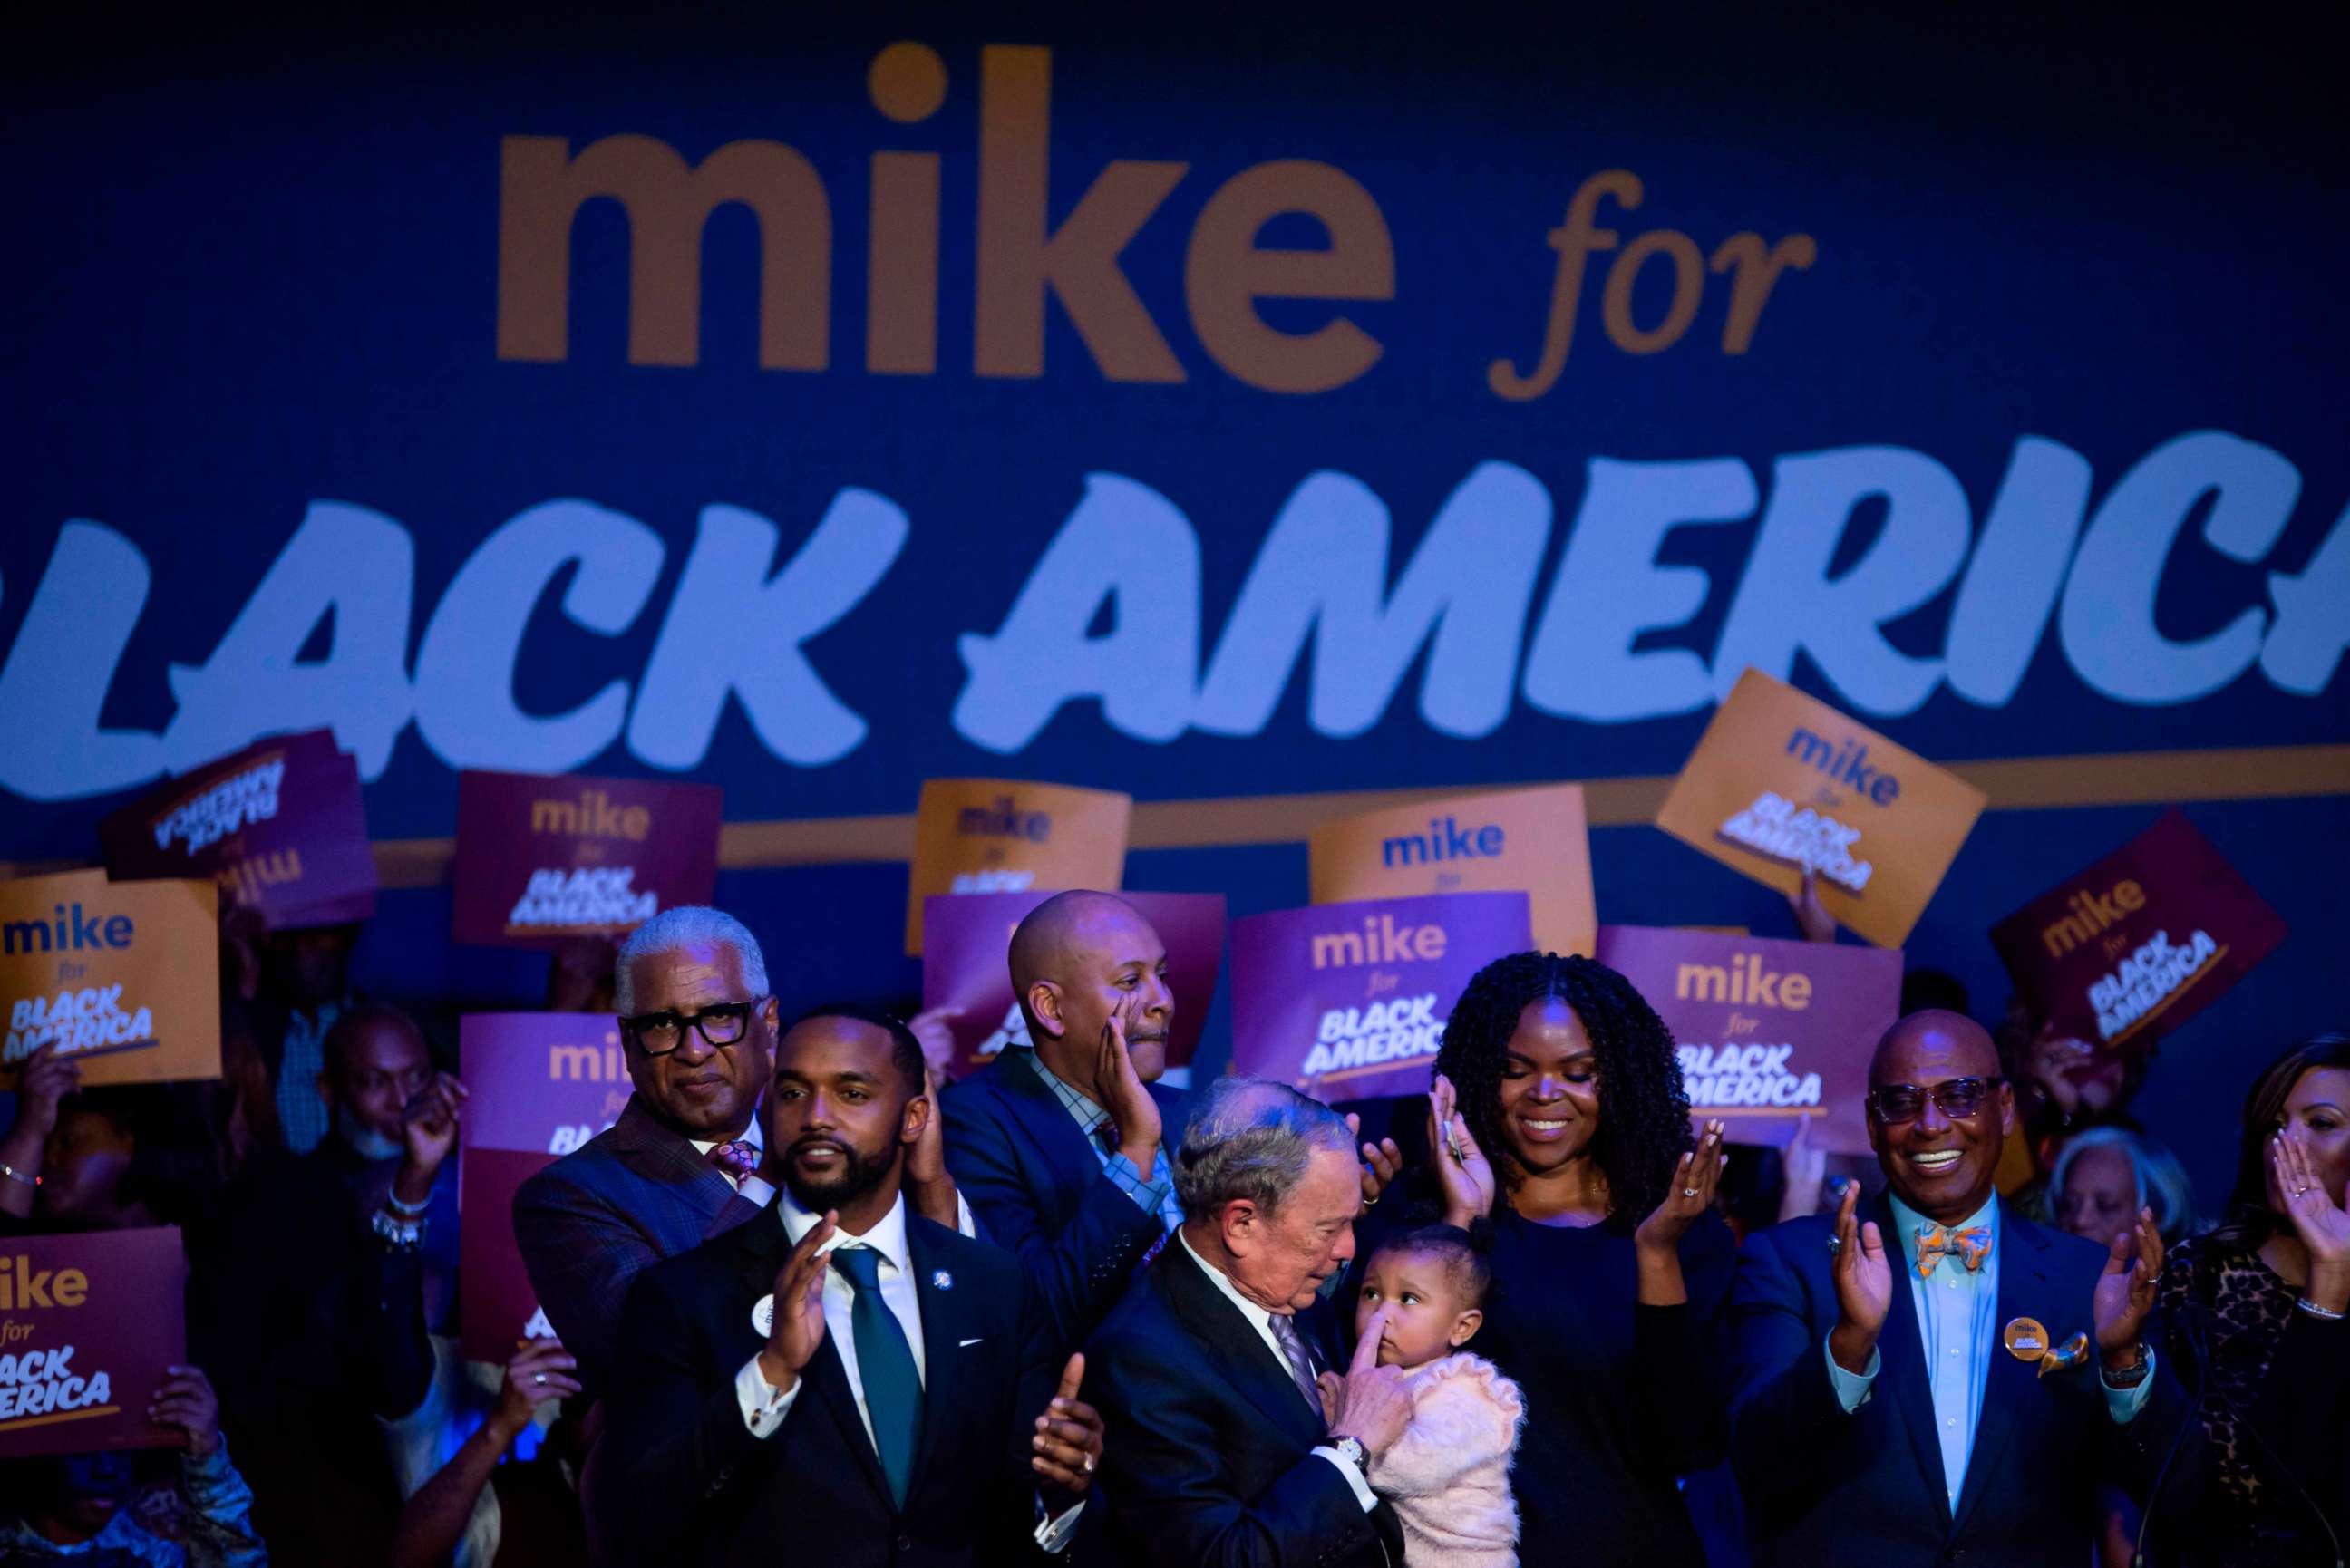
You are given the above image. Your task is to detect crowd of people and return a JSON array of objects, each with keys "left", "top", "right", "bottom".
[{"left": 0, "top": 883, "right": 2342, "bottom": 1568}]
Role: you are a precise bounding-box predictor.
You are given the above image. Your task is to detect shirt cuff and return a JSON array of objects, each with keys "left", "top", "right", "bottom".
[
  {"left": 1033, "top": 1495, "right": 1086, "bottom": 1553},
  {"left": 1102, "top": 1152, "right": 1173, "bottom": 1219},
  {"left": 1824, "top": 1331, "right": 1880, "bottom": 1412},
  {"left": 1313, "top": 1446, "right": 1379, "bottom": 1512},
  {"left": 734, "top": 1354, "right": 799, "bottom": 1437},
  {"left": 735, "top": 1174, "right": 778, "bottom": 1209},
  {"left": 2101, "top": 1349, "right": 2158, "bottom": 1424}
]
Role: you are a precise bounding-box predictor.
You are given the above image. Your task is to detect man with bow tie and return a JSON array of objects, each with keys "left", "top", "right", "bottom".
[{"left": 1728, "top": 1010, "right": 2186, "bottom": 1567}]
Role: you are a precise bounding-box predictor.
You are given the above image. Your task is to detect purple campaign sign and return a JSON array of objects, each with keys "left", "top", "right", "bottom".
[
  {"left": 1229, "top": 892, "right": 1531, "bottom": 1102},
  {"left": 452, "top": 770, "right": 722, "bottom": 949},
  {"left": 920, "top": 891, "right": 1227, "bottom": 1079},
  {"left": 0, "top": 1227, "right": 189, "bottom": 1458},
  {"left": 460, "top": 1012, "right": 636, "bottom": 1157},
  {"left": 460, "top": 1147, "right": 558, "bottom": 1365},
  {"left": 100, "top": 730, "right": 377, "bottom": 932},
  {"left": 1596, "top": 924, "right": 1900, "bottom": 1155}
]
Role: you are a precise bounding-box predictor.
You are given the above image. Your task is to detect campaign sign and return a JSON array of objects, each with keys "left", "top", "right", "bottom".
[
  {"left": 1655, "top": 668, "right": 1986, "bottom": 948},
  {"left": 452, "top": 770, "right": 723, "bottom": 948},
  {"left": 1229, "top": 892, "right": 1532, "bottom": 1102},
  {"left": 905, "top": 779, "right": 1131, "bottom": 953},
  {"left": 919, "top": 891, "right": 1228, "bottom": 1079},
  {"left": 459, "top": 1012, "right": 635, "bottom": 1156},
  {"left": 0, "top": 870, "right": 219, "bottom": 1089},
  {"left": 98, "top": 729, "right": 377, "bottom": 932},
  {"left": 1989, "top": 808, "right": 2288, "bottom": 1052},
  {"left": 1311, "top": 783, "right": 1597, "bottom": 957},
  {"left": 1596, "top": 924, "right": 1900, "bottom": 1154},
  {"left": 459, "top": 1147, "right": 560, "bottom": 1365},
  {"left": 0, "top": 1227, "right": 188, "bottom": 1458}
]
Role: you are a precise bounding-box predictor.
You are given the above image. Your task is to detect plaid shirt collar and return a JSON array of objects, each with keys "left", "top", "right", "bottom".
[{"left": 1015, "top": 1045, "right": 1116, "bottom": 1146}]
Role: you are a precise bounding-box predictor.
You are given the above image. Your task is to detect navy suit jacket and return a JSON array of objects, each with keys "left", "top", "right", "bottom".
[
  {"left": 940, "top": 1048, "right": 1181, "bottom": 1351},
  {"left": 1084, "top": 1240, "right": 1402, "bottom": 1568},
  {"left": 605, "top": 1202, "right": 1065, "bottom": 1568},
  {"left": 512, "top": 1095, "right": 764, "bottom": 1399},
  {"left": 1730, "top": 1195, "right": 2185, "bottom": 1568}
]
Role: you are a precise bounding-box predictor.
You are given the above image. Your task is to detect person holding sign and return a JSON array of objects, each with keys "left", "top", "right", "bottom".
[
  {"left": 940, "top": 891, "right": 1188, "bottom": 1351},
  {"left": 606, "top": 1006, "right": 1102, "bottom": 1565},
  {"left": 1410, "top": 952, "right": 1734, "bottom": 1568},
  {"left": 1728, "top": 1011, "right": 2183, "bottom": 1568},
  {"left": 2142, "top": 1034, "right": 2350, "bottom": 1567}
]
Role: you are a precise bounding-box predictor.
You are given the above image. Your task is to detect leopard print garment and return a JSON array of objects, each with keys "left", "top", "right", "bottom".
[{"left": 2158, "top": 1235, "right": 2298, "bottom": 1517}]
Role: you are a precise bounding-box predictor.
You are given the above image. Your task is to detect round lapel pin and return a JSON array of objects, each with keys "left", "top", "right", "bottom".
[
  {"left": 932, "top": 1269, "right": 954, "bottom": 1291},
  {"left": 751, "top": 1293, "right": 775, "bottom": 1337},
  {"left": 2002, "top": 1316, "right": 2048, "bottom": 1360}
]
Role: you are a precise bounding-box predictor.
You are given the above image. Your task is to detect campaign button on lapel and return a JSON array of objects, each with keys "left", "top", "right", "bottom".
[{"left": 2002, "top": 1316, "right": 2048, "bottom": 1360}]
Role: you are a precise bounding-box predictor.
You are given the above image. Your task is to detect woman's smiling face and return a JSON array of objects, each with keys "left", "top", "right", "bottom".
[{"left": 1496, "top": 997, "right": 1600, "bottom": 1174}]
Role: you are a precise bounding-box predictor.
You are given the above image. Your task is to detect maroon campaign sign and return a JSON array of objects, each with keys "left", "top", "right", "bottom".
[
  {"left": 460, "top": 1012, "right": 635, "bottom": 1156},
  {"left": 99, "top": 730, "right": 376, "bottom": 931},
  {"left": 1229, "top": 892, "right": 1531, "bottom": 1102},
  {"left": 919, "top": 892, "right": 1228, "bottom": 1079},
  {"left": 0, "top": 1227, "right": 188, "bottom": 1458},
  {"left": 452, "top": 770, "right": 723, "bottom": 948},
  {"left": 1596, "top": 924, "right": 1900, "bottom": 1154},
  {"left": 1989, "top": 808, "right": 2288, "bottom": 1052},
  {"left": 460, "top": 1147, "right": 558, "bottom": 1365}
]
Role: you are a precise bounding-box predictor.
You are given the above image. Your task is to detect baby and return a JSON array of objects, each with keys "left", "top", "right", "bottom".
[{"left": 1353, "top": 1222, "right": 1524, "bottom": 1568}]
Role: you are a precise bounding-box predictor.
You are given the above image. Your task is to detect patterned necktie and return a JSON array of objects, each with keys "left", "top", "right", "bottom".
[
  {"left": 1267, "top": 1312, "right": 1326, "bottom": 1420},
  {"left": 831, "top": 1247, "right": 924, "bottom": 1509},
  {"left": 1915, "top": 1224, "right": 1992, "bottom": 1280},
  {"left": 708, "top": 1139, "right": 759, "bottom": 1184}
]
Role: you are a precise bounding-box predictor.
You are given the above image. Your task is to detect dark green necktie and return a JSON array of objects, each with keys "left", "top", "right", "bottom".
[{"left": 831, "top": 1246, "right": 923, "bottom": 1510}]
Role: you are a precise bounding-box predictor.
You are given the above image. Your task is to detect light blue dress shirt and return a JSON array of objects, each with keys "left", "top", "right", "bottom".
[{"left": 1822, "top": 1193, "right": 2156, "bottom": 1510}]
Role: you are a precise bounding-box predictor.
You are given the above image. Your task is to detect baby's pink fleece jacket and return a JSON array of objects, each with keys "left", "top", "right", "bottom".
[{"left": 1364, "top": 1350, "right": 1524, "bottom": 1568}]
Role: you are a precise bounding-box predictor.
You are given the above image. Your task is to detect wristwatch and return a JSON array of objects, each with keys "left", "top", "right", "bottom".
[
  {"left": 2102, "top": 1341, "right": 2151, "bottom": 1388},
  {"left": 1329, "top": 1436, "right": 1368, "bottom": 1471}
]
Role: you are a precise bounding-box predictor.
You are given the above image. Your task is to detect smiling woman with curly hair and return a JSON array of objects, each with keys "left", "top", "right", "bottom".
[{"left": 1417, "top": 950, "right": 1737, "bottom": 1568}]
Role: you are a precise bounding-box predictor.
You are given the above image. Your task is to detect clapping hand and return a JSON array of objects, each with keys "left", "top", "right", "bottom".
[
  {"left": 1030, "top": 1352, "right": 1105, "bottom": 1495},
  {"left": 755, "top": 1211, "right": 838, "bottom": 1395},
  {"left": 1827, "top": 1181, "right": 1892, "bottom": 1374},
  {"left": 1344, "top": 1113, "right": 1403, "bottom": 1208},
  {"left": 1427, "top": 1074, "right": 1496, "bottom": 1227},
  {"left": 1636, "top": 1119, "right": 1727, "bottom": 1252},
  {"left": 2273, "top": 1132, "right": 2350, "bottom": 1310},
  {"left": 2092, "top": 1207, "right": 2164, "bottom": 1365},
  {"left": 1777, "top": 1115, "right": 1829, "bottom": 1224}
]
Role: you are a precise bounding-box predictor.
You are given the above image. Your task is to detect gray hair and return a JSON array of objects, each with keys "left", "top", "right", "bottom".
[
  {"left": 2050, "top": 1126, "right": 2199, "bottom": 1242},
  {"left": 1173, "top": 1076, "right": 1355, "bottom": 1218},
  {"left": 613, "top": 905, "right": 770, "bottom": 1014}
]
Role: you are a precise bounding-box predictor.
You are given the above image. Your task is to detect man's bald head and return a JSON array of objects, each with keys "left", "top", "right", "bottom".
[
  {"left": 1866, "top": 1008, "right": 2014, "bottom": 1224},
  {"left": 1008, "top": 891, "right": 1174, "bottom": 1088}
]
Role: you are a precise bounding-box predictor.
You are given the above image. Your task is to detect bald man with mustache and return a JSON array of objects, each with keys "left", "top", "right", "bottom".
[{"left": 940, "top": 892, "right": 1187, "bottom": 1352}]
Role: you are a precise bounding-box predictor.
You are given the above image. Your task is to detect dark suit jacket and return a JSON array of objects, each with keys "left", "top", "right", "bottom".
[
  {"left": 1084, "top": 1240, "right": 1403, "bottom": 1568},
  {"left": 605, "top": 1202, "right": 1064, "bottom": 1568},
  {"left": 940, "top": 1048, "right": 1182, "bottom": 1351},
  {"left": 1730, "top": 1195, "right": 2186, "bottom": 1568},
  {"left": 512, "top": 1095, "right": 763, "bottom": 1398}
]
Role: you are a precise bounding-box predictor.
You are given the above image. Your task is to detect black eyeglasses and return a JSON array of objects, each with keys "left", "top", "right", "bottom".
[
  {"left": 1867, "top": 1077, "right": 2004, "bottom": 1125},
  {"left": 618, "top": 1000, "right": 762, "bottom": 1058}
]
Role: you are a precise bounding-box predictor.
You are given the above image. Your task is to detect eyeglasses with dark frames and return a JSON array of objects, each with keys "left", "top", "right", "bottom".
[
  {"left": 617, "top": 999, "right": 763, "bottom": 1058},
  {"left": 1867, "top": 1076, "right": 2004, "bottom": 1126}
]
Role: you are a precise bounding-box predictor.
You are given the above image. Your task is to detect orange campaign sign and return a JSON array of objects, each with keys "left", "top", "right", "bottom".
[
  {"left": 0, "top": 870, "right": 220, "bottom": 1089},
  {"left": 1655, "top": 669, "right": 1986, "bottom": 948},
  {"left": 904, "top": 779, "right": 1132, "bottom": 953},
  {"left": 1309, "top": 784, "right": 1597, "bottom": 957}
]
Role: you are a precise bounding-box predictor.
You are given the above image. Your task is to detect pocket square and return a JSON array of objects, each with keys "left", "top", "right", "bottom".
[{"left": 958, "top": 1337, "right": 985, "bottom": 1347}]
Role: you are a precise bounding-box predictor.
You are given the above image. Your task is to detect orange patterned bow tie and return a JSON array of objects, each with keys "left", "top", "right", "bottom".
[{"left": 1915, "top": 1224, "right": 1991, "bottom": 1279}]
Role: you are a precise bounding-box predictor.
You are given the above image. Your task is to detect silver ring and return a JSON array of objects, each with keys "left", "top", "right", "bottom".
[
  {"left": 1826, "top": 1234, "right": 1843, "bottom": 1254},
  {"left": 531, "top": 1373, "right": 547, "bottom": 1387},
  {"left": 1684, "top": 1188, "right": 1697, "bottom": 1198},
  {"left": 1082, "top": 1454, "right": 1095, "bottom": 1474}
]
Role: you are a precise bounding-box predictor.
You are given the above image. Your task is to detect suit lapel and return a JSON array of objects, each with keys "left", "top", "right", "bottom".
[
  {"left": 907, "top": 1222, "right": 965, "bottom": 1493},
  {"left": 1869, "top": 1194, "right": 1953, "bottom": 1527},
  {"left": 611, "top": 1096, "right": 740, "bottom": 1228},
  {"left": 1948, "top": 1210, "right": 2053, "bottom": 1538},
  {"left": 1159, "top": 1244, "right": 1326, "bottom": 1453},
  {"left": 995, "top": 1050, "right": 1106, "bottom": 1205}
]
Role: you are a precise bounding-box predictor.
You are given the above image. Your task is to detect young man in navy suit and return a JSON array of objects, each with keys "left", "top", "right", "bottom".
[
  {"left": 607, "top": 1005, "right": 1102, "bottom": 1568},
  {"left": 1730, "top": 1010, "right": 2183, "bottom": 1568}
]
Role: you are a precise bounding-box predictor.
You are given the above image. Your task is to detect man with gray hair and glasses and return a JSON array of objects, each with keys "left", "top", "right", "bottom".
[{"left": 1083, "top": 1076, "right": 1409, "bottom": 1566}]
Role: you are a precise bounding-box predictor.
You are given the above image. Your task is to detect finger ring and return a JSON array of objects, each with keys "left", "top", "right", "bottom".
[
  {"left": 1363, "top": 1192, "right": 1379, "bottom": 1206},
  {"left": 1826, "top": 1234, "right": 1843, "bottom": 1254},
  {"left": 1684, "top": 1188, "right": 1697, "bottom": 1198},
  {"left": 1082, "top": 1454, "right": 1095, "bottom": 1474},
  {"left": 531, "top": 1373, "right": 546, "bottom": 1386}
]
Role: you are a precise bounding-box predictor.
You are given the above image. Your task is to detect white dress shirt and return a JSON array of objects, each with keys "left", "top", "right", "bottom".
[
  {"left": 733, "top": 1188, "right": 1081, "bottom": 1551},
  {"left": 1176, "top": 1231, "right": 1379, "bottom": 1513}
]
